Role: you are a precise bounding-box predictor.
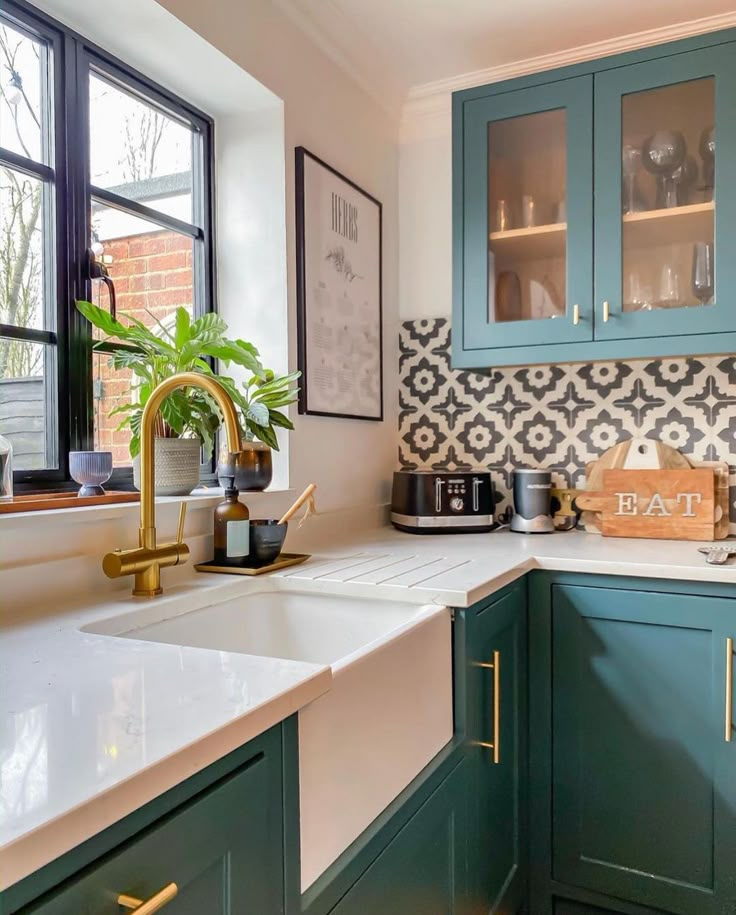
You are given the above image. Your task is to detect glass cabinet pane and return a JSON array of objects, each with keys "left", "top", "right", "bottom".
[
  {"left": 487, "top": 109, "right": 567, "bottom": 323},
  {"left": 621, "top": 78, "right": 714, "bottom": 313}
]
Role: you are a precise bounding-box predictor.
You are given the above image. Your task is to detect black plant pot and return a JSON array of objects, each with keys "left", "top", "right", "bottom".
[{"left": 218, "top": 441, "right": 273, "bottom": 492}]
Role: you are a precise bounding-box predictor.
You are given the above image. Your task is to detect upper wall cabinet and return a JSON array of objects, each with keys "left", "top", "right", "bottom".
[{"left": 452, "top": 31, "right": 736, "bottom": 369}]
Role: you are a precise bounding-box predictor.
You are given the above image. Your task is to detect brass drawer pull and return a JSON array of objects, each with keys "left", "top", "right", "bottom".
[
  {"left": 603, "top": 300, "right": 610, "bottom": 322},
  {"left": 572, "top": 303, "right": 580, "bottom": 326},
  {"left": 118, "top": 883, "right": 178, "bottom": 915},
  {"left": 474, "top": 650, "right": 501, "bottom": 764},
  {"left": 726, "top": 637, "right": 733, "bottom": 743}
]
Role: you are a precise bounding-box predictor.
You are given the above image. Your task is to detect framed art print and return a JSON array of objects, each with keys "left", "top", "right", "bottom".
[{"left": 295, "top": 147, "right": 383, "bottom": 420}]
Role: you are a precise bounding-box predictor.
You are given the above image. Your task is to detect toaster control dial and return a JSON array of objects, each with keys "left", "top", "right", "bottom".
[{"left": 449, "top": 496, "right": 464, "bottom": 513}]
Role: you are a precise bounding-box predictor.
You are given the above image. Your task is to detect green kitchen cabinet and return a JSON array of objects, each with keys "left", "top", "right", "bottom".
[
  {"left": 452, "top": 27, "right": 736, "bottom": 369},
  {"left": 466, "top": 580, "right": 528, "bottom": 914},
  {"left": 327, "top": 757, "right": 470, "bottom": 915},
  {"left": 529, "top": 576, "right": 736, "bottom": 915},
  {"left": 16, "top": 727, "right": 286, "bottom": 915}
]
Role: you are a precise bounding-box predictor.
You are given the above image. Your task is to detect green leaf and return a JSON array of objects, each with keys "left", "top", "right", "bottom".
[
  {"left": 246, "top": 401, "right": 269, "bottom": 427},
  {"left": 175, "top": 307, "right": 192, "bottom": 350},
  {"left": 200, "top": 341, "right": 264, "bottom": 374},
  {"left": 76, "top": 300, "right": 140, "bottom": 344},
  {"left": 251, "top": 371, "right": 301, "bottom": 397},
  {"left": 269, "top": 409, "right": 294, "bottom": 431},
  {"left": 191, "top": 312, "right": 227, "bottom": 340},
  {"left": 247, "top": 421, "right": 279, "bottom": 450}
]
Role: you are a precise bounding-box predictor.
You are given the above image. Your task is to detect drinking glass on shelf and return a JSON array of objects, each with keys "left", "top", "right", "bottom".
[
  {"left": 692, "top": 241, "right": 714, "bottom": 305},
  {"left": 521, "top": 194, "right": 536, "bottom": 228},
  {"left": 659, "top": 262, "right": 682, "bottom": 308},
  {"left": 494, "top": 199, "right": 512, "bottom": 232},
  {"left": 624, "top": 271, "right": 653, "bottom": 311}
]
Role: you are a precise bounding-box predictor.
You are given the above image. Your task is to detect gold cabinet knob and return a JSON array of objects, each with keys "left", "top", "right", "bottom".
[{"left": 118, "top": 883, "right": 178, "bottom": 915}]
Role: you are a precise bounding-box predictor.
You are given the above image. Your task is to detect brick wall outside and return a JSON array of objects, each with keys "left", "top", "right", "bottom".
[{"left": 93, "top": 230, "right": 193, "bottom": 465}]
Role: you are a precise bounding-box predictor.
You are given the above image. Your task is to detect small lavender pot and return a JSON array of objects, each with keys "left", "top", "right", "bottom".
[{"left": 69, "top": 451, "right": 113, "bottom": 497}]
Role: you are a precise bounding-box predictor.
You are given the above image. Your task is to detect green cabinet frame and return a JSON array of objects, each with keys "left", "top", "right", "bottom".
[
  {"left": 529, "top": 572, "right": 736, "bottom": 915},
  {"left": 328, "top": 758, "right": 470, "bottom": 915},
  {"left": 594, "top": 45, "right": 736, "bottom": 341},
  {"left": 460, "top": 77, "right": 593, "bottom": 352},
  {"left": 466, "top": 580, "right": 528, "bottom": 913},
  {"left": 452, "top": 27, "right": 736, "bottom": 369}
]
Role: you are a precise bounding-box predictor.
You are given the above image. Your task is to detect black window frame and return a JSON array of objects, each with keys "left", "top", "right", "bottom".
[{"left": 0, "top": 0, "right": 217, "bottom": 493}]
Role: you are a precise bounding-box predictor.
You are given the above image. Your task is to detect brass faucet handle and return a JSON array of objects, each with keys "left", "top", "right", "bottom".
[{"left": 176, "top": 502, "right": 188, "bottom": 545}]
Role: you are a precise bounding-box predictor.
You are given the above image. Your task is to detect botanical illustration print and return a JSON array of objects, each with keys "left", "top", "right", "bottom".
[
  {"left": 325, "top": 246, "right": 363, "bottom": 283},
  {"left": 399, "top": 318, "right": 736, "bottom": 526}
]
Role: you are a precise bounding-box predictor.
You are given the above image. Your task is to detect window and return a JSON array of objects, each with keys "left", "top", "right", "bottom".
[{"left": 0, "top": 0, "right": 215, "bottom": 488}]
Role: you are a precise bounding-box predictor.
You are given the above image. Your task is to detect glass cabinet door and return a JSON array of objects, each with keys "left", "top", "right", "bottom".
[
  {"left": 460, "top": 76, "right": 593, "bottom": 352},
  {"left": 594, "top": 45, "right": 736, "bottom": 340}
]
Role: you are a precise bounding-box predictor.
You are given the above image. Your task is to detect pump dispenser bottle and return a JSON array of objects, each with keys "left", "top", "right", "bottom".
[{"left": 213, "top": 476, "right": 250, "bottom": 565}]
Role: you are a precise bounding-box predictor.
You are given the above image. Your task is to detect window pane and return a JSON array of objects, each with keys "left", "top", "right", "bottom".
[
  {"left": 0, "top": 22, "right": 44, "bottom": 163},
  {"left": 0, "top": 338, "right": 55, "bottom": 471},
  {"left": 0, "top": 167, "right": 48, "bottom": 331},
  {"left": 90, "top": 207, "right": 194, "bottom": 465},
  {"left": 89, "top": 73, "right": 194, "bottom": 223},
  {"left": 93, "top": 350, "right": 132, "bottom": 466}
]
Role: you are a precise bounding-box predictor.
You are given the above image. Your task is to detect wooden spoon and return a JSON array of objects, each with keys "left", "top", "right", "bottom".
[{"left": 279, "top": 483, "right": 317, "bottom": 525}]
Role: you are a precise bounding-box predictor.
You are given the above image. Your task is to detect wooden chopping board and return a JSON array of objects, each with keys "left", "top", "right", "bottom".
[
  {"left": 577, "top": 467, "right": 721, "bottom": 541},
  {"left": 581, "top": 437, "right": 691, "bottom": 533}
]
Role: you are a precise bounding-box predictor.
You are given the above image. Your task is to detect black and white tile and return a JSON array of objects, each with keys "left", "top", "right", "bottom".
[{"left": 398, "top": 318, "right": 736, "bottom": 524}]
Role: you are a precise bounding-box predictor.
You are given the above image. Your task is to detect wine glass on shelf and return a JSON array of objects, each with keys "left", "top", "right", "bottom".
[
  {"left": 699, "top": 126, "right": 715, "bottom": 201},
  {"left": 691, "top": 241, "right": 714, "bottom": 305},
  {"left": 642, "top": 131, "right": 686, "bottom": 209}
]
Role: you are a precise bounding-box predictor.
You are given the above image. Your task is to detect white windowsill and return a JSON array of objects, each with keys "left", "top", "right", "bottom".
[{"left": 1, "top": 486, "right": 294, "bottom": 526}]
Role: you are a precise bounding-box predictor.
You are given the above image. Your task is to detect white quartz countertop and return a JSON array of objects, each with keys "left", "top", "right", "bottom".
[
  {"left": 2, "top": 526, "right": 735, "bottom": 891},
  {"left": 273, "top": 527, "right": 736, "bottom": 607}
]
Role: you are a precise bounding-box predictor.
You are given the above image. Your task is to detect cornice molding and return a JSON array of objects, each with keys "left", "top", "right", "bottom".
[{"left": 402, "top": 10, "right": 736, "bottom": 142}]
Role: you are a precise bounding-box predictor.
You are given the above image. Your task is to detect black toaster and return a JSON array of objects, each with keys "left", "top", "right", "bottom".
[{"left": 391, "top": 471, "right": 495, "bottom": 534}]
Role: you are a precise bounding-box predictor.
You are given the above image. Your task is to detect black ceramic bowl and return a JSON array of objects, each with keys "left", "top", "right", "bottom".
[{"left": 249, "top": 520, "right": 288, "bottom": 564}]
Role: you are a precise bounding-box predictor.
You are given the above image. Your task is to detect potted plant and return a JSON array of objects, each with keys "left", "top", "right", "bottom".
[
  {"left": 76, "top": 301, "right": 296, "bottom": 495},
  {"left": 213, "top": 368, "right": 301, "bottom": 491}
]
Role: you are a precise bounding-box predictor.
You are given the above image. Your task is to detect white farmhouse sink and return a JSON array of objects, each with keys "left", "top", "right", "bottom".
[{"left": 86, "top": 589, "right": 453, "bottom": 890}]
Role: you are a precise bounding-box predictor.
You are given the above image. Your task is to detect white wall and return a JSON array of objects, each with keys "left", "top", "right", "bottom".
[
  {"left": 155, "top": 0, "right": 401, "bottom": 512},
  {"left": 399, "top": 112, "right": 453, "bottom": 320}
]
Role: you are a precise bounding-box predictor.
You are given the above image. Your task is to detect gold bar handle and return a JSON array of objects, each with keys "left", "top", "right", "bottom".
[
  {"left": 474, "top": 650, "right": 501, "bottom": 764},
  {"left": 726, "top": 637, "right": 733, "bottom": 743},
  {"left": 603, "top": 300, "right": 610, "bottom": 323},
  {"left": 572, "top": 303, "right": 580, "bottom": 326},
  {"left": 118, "top": 883, "right": 178, "bottom": 915}
]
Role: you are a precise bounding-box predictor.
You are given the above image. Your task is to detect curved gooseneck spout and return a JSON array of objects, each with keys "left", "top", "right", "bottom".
[{"left": 103, "top": 372, "right": 242, "bottom": 598}]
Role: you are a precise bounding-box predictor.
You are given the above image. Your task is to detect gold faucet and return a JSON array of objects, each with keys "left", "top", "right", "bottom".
[{"left": 102, "top": 372, "right": 242, "bottom": 598}]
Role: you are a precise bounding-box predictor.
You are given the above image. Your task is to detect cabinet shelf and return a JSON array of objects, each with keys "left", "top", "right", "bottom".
[
  {"left": 488, "top": 222, "right": 566, "bottom": 262},
  {"left": 622, "top": 201, "right": 714, "bottom": 247}
]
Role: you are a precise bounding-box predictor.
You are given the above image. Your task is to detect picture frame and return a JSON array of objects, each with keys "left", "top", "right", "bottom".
[{"left": 295, "top": 146, "right": 383, "bottom": 421}]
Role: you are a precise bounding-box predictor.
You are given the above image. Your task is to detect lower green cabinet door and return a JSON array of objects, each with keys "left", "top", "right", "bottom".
[
  {"left": 468, "top": 582, "right": 528, "bottom": 914},
  {"left": 26, "top": 745, "right": 285, "bottom": 915},
  {"left": 329, "top": 759, "right": 469, "bottom": 915},
  {"left": 550, "top": 583, "right": 736, "bottom": 915}
]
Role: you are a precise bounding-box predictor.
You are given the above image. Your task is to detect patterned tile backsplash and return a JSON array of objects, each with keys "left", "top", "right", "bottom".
[{"left": 398, "top": 318, "right": 736, "bottom": 522}]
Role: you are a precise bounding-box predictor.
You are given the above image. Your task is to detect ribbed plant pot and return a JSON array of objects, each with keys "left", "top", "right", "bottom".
[
  {"left": 217, "top": 441, "right": 273, "bottom": 492},
  {"left": 133, "top": 437, "right": 201, "bottom": 496}
]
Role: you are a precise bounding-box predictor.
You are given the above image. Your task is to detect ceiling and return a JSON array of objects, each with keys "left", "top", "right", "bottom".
[{"left": 275, "top": 0, "right": 736, "bottom": 111}]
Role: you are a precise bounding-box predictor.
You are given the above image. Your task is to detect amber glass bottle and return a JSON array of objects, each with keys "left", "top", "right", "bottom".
[{"left": 213, "top": 477, "right": 250, "bottom": 566}]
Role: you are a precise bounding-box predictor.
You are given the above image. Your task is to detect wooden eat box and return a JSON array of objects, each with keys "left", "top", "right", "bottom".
[{"left": 576, "top": 468, "right": 723, "bottom": 541}]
